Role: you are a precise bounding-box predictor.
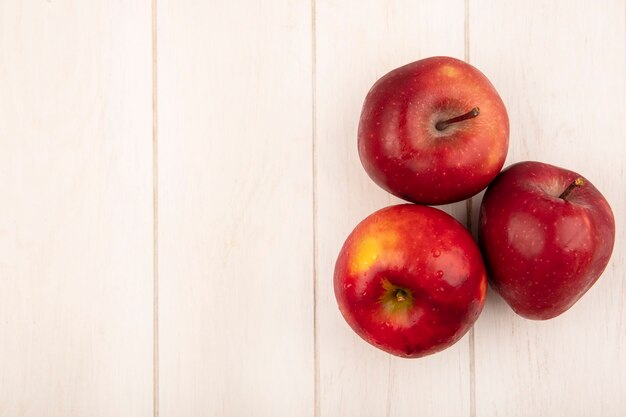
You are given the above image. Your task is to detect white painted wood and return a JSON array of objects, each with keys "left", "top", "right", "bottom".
[
  {"left": 156, "top": 1, "right": 314, "bottom": 416},
  {"left": 469, "top": 1, "right": 626, "bottom": 416},
  {"left": 314, "top": 1, "right": 473, "bottom": 416},
  {"left": 0, "top": 2, "right": 154, "bottom": 417},
  {"left": 2, "top": 1, "right": 624, "bottom": 416}
]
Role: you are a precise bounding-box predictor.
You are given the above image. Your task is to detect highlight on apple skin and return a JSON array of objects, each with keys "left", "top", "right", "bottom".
[
  {"left": 479, "top": 161, "right": 616, "bottom": 320},
  {"left": 358, "top": 56, "right": 509, "bottom": 205},
  {"left": 334, "top": 204, "right": 487, "bottom": 358}
]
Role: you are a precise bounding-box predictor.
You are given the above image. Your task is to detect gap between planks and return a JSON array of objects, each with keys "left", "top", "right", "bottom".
[
  {"left": 310, "top": 0, "right": 320, "bottom": 417},
  {"left": 464, "top": 0, "right": 477, "bottom": 416},
  {"left": 151, "top": 0, "right": 160, "bottom": 416}
]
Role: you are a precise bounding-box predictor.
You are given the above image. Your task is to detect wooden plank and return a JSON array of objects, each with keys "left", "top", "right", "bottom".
[
  {"left": 469, "top": 1, "right": 626, "bottom": 415},
  {"left": 314, "top": 1, "right": 471, "bottom": 416},
  {"left": 156, "top": 1, "right": 314, "bottom": 416},
  {"left": 0, "top": 2, "right": 153, "bottom": 416}
]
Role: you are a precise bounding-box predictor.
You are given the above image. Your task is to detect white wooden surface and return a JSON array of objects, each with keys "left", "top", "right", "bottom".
[
  {"left": 156, "top": 0, "right": 314, "bottom": 416},
  {"left": 315, "top": 2, "right": 473, "bottom": 416},
  {"left": 469, "top": 1, "right": 626, "bottom": 416},
  {"left": 0, "top": 1, "right": 624, "bottom": 416},
  {"left": 0, "top": 2, "right": 154, "bottom": 416}
]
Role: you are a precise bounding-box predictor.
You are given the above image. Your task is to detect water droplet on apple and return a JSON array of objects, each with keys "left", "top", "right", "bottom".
[
  {"left": 432, "top": 249, "right": 441, "bottom": 258},
  {"left": 436, "top": 270, "right": 444, "bottom": 278},
  {"left": 344, "top": 283, "right": 352, "bottom": 289}
]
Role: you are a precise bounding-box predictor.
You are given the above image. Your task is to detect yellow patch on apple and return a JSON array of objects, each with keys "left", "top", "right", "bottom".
[
  {"left": 439, "top": 65, "right": 459, "bottom": 78},
  {"left": 349, "top": 231, "right": 398, "bottom": 275}
]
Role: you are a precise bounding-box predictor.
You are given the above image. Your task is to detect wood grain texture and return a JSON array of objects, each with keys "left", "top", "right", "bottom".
[
  {"left": 1, "top": 1, "right": 625, "bottom": 416},
  {"left": 314, "top": 1, "right": 472, "bottom": 416},
  {"left": 0, "top": 2, "right": 153, "bottom": 416},
  {"left": 469, "top": 1, "right": 626, "bottom": 416},
  {"left": 156, "top": 1, "right": 314, "bottom": 416}
]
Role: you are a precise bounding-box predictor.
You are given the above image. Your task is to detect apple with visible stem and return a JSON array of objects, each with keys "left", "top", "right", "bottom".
[
  {"left": 334, "top": 204, "right": 487, "bottom": 358},
  {"left": 479, "top": 161, "right": 615, "bottom": 320},
  {"left": 358, "top": 56, "right": 509, "bottom": 205}
]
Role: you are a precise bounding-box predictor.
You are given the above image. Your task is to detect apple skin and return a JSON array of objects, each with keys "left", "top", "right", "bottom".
[
  {"left": 479, "top": 161, "right": 615, "bottom": 320},
  {"left": 334, "top": 204, "right": 487, "bottom": 358},
  {"left": 358, "top": 56, "right": 509, "bottom": 205}
]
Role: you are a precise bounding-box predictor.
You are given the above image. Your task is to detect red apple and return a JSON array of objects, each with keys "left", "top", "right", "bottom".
[
  {"left": 479, "top": 161, "right": 615, "bottom": 320},
  {"left": 358, "top": 56, "right": 509, "bottom": 205},
  {"left": 334, "top": 204, "right": 487, "bottom": 358}
]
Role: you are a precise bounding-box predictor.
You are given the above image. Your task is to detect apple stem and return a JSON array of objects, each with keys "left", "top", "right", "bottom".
[
  {"left": 558, "top": 177, "right": 585, "bottom": 200},
  {"left": 435, "top": 107, "right": 480, "bottom": 131}
]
